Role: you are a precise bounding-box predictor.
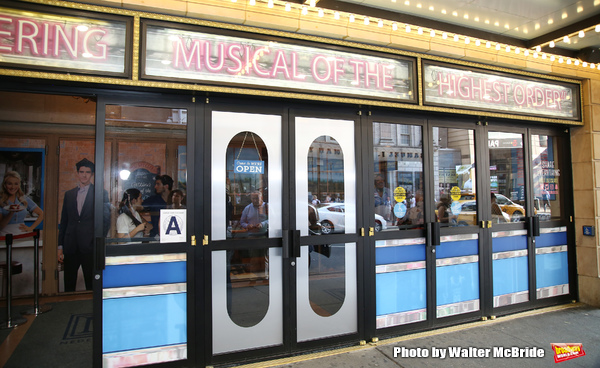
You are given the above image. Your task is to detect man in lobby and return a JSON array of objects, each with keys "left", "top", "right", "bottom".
[
  {"left": 142, "top": 174, "right": 174, "bottom": 238},
  {"left": 58, "top": 158, "right": 109, "bottom": 292}
]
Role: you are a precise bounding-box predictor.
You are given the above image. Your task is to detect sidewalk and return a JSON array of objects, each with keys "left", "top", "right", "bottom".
[{"left": 252, "top": 303, "right": 599, "bottom": 368}]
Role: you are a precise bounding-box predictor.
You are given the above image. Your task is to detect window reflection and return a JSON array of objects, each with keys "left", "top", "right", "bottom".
[
  {"left": 532, "top": 135, "right": 561, "bottom": 221},
  {"left": 105, "top": 104, "right": 187, "bottom": 245},
  {"left": 226, "top": 132, "right": 269, "bottom": 239},
  {"left": 308, "top": 136, "right": 344, "bottom": 235},
  {"left": 433, "top": 127, "right": 477, "bottom": 227},
  {"left": 488, "top": 132, "right": 526, "bottom": 223},
  {"left": 309, "top": 243, "right": 345, "bottom": 317},
  {"left": 373, "top": 122, "right": 424, "bottom": 231}
]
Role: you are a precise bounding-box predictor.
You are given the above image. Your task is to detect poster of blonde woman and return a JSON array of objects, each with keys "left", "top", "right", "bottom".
[{"left": 0, "top": 149, "right": 45, "bottom": 236}]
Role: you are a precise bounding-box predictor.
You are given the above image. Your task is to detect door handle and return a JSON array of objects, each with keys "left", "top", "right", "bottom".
[
  {"left": 430, "top": 222, "right": 441, "bottom": 246},
  {"left": 283, "top": 230, "right": 301, "bottom": 259},
  {"left": 528, "top": 216, "right": 540, "bottom": 237},
  {"left": 95, "top": 237, "right": 105, "bottom": 271}
]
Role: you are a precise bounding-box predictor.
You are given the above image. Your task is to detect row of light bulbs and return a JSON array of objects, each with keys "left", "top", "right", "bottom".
[{"left": 233, "top": 0, "right": 600, "bottom": 71}]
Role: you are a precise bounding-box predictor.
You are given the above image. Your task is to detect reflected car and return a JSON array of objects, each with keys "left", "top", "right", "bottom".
[
  {"left": 317, "top": 204, "right": 387, "bottom": 234},
  {"left": 460, "top": 192, "right": 526, "bottom": 222},
  {"left": 494, "top": 193, "right": 526, "bottom": 222}
]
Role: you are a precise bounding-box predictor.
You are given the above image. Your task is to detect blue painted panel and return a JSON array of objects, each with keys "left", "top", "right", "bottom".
[
  {"left": 103, "top": 262, "right": 186, "bottom": 288},
  {"left": 376, "top": 244, "right": 426, "bottom": 265},
  {"left": 376, "top": 269, "right": 426, "bottom": 316},
  {"left": 492, "top": 235, "right": 527, "bottom": 253},
  {"left": 437, "top": 239, "right": 478, "bottom": 258},
  {"left": 493, "top": 257, "right": 529, "bottom": 296},
  {"left": 436, "top": 262, "right": 479, "bottom": 306},
  {"left": 103, "top": 293, "right": 187, "bottom": 353},
  {"left": 536, "top": 252, "right": 569, "bottom": 288},
  {"left": 536, "top": 232, "right": 567, "bottom": 248}
]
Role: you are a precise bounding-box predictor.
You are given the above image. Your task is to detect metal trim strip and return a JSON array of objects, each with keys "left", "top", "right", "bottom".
[
  {"left": 103, "top": 343, "right": 187, "bottom": 366},
  {"left": 436, "top": 255, "right": 479, "bottom": 267},
  {"left": 492, "top": 249, "right": 528, "bottom": 260},
  {"left": 440, "top": 233, "right": 478, "bottom": 242},
  {"left": 535, "top": 245, "right": 567, "bottom": 255},
  {"left": 540, "top": 227, "right": 567, "bottom": 234},
  {"left": 537, "top": 284, "right": 569, "bottom": 299},
  {"left": 493, "top": 291, "right": 529, "bottom": 308},
  {"left": 492, "top": 230, "right": 528, "bottom": 238},
  {"left": 376, "top": 261, "right": 426, "bottom": 274},
  {"left": 376, "top": 238, "right": 426, "bottom": 248},
  {"left": 103, "top": 282, "right": 187, "bottom": 299},
  {"left": 436, "top": 299, "right": 480, "bottom": 318},
  {"left": 376, "top": 309, "right": 427, "bottom": 329},
  {"left": 105, "top": 253, "right": 186, "bottom": 266}
]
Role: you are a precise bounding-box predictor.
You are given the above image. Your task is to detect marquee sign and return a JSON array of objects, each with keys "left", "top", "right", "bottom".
[
  {"left": 423, "top": 62, "right": 580, "bottom": 120},
  {"left": 0, "top": 6, "right": 128, "bottom": 75},
  {"left": 143, "top": 24, "right": 415, "bottom": 101}
]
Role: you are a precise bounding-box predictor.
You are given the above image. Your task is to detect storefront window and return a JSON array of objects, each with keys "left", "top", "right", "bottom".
[
  {"left": 105, "top": 105, "right": 187, "bottom": 245},
  {"left": 531, "top": 135, "right": 561, "bottom": 221},
  {"left": 488, "top": 132, "right": 526, "bottom": 223},
  {"left": 433, "top": 127, "right": 477, "bottom": 227},
  {"left": 373, "top": 122, "right": 424, "bottom": 231}
]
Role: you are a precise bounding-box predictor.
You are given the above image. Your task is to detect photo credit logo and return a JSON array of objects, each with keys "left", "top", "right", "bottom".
[{"left": 551, "top": 343, "right": 585, "bottom": 363}]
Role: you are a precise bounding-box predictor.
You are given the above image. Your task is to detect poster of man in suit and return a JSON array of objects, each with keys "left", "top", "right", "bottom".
[{"left": 58, "top": 158, "right": 109, "bottom": 292}]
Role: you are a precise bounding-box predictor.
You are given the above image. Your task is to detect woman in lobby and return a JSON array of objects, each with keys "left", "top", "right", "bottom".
[
  {"left": 0, "top": 171, "right": 44, "bottom": 236},
  {"left": 116, "top": 188, "right": 152, "bottom": 241}
]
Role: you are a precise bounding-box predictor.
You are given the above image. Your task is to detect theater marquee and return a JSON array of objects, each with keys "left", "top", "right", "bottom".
[
  {"left": 0, "top": 6, "right": 129, "bottom": 76},
  {"left": 423, "top": 62, "right": 580, "bottom": 120},
  {"left": 142, "top": 24, "right": 416, "bottom": 101}
]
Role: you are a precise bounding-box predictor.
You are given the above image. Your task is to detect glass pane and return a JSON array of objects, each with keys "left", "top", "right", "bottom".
[
  {"left": 309, "top": 243, "right": 345, "bottom": 316},
  {"left": 226, "top": 249, "right": 269, "bottom": 327},
  {"left": 226, "top": 132, "right": 269, "bottom": 239},
  {"left": 0, "top": 138, "right": 45, "bottom": 297},
  {"left": 105, "top": 105, "right": 187, "bottom": 244},
  {"left": 488, "top": 132, "right": 526, "bottom": 223},
  {"left": 373, "top": 122, "right": 424, "bottom": 231},
  {"left": 308, "top": 135, "right": 344, "bottom": 235},
  {"left": 433, "top": 127, "right": 477, "bottom": 227},
  {"left": 531, "top": 135, "right": 561, "bottom": 221}
]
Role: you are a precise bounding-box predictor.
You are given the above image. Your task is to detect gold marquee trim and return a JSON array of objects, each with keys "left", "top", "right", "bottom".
[{"left": 6, "top": 0, "right": 583, "bottom": 125}]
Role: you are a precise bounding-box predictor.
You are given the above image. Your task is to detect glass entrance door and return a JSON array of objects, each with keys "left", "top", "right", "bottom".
[
  {"left": 208, "top": 106, "right": 361, "bottom": 362},
  {"left": 294, "top": 115, "right": 359, "bottom": 343},
  {"left": 371, "top": 117, "right": 485, "bottom": 334},
  {"left": 94, "top": 95, "right": 194, "bottom": 367}
]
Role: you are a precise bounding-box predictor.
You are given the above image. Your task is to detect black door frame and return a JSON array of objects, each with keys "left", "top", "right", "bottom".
[{"left": 92, "top": 92, "right": 198, "bottom": 368}]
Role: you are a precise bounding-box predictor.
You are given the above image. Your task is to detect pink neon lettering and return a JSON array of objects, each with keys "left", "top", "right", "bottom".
[
  {"left": 470, "top": 78, "right": 483, "bottom": 100},
  {"left": 291, "top": 52, "right": 306, "bottom": 81},
  {"left": 349, "top": 60, "right": 362, "bottom": 87},
  {"left": 382, "top": 65, "right": 393, "bottom": 91},
  {"left": 438, "top": 72, "right": 452, "bottom": 95},
  {"left": 332, "top": 58, "right": 344, "bottom": 84},
  {"left": 82, "top": 29, "right": 107, "bottom": 59},
  {"left": 204, "top": 42, "right": 225, "bottom": 72},
  {"left": 17, "top": 19, "right": 39, "bottom": 55},
  {"left": 174, "top": 38, "right": 202, "bottom": 69},
  {"left": 252, "top": 47, "right": 271, "bottom": 77},
  {"left": 312, "top": 55, "right": 331, "bottom": 83},
  {"left": 513, "top": 84, "right": 525, "bottom": 105},
  {"left": 364, "top": 61, "right": 380, "bottom": 88},
  {"left": 0, "top": 16, "right": 12, "bottom": 52},
  {"left": 54, "top": 23, "right": 78, "bottom": 58},
  {"left": 226, "top": 44, "right": 243, "bottom": 74},
  {"left": 271, "top": 50, "right": 290, "bottom": 79},
  {"left": 553, "top": 90, "right": 562, "bottom": 110},
  {"left": 457, "top": 76, "right": 471, "bottom": 99}
]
